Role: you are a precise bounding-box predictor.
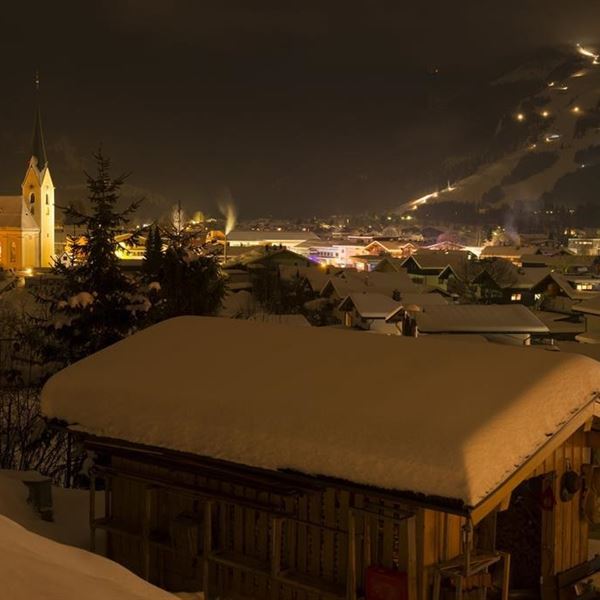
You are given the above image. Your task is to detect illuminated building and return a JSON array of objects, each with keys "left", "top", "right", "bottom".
[{"left": 0, "top": 88, "right": 55, "bottom": 270}]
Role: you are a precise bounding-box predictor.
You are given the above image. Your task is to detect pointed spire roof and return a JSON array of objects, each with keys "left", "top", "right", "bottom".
[{"left": 30, "top": 71, "right": 48, "bottom": 170}]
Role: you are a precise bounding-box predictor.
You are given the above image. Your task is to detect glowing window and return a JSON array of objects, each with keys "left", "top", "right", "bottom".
[
  {"left": 511, "top": 293, "right": 522, "bottom": 302},
  {"left": 9, "top": 241, "right": 16, "bottom": 263}
]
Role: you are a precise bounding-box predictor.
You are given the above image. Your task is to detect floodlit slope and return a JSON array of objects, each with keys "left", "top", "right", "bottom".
[
  {"left": 0, "top": 515, "right": 175, "bottom": 600},
  {"left": 407, "top": 46, "right": 600, "bottom": 210}
]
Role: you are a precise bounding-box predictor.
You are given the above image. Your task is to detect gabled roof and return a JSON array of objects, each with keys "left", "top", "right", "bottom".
[
  {"left": 532, "top": 271, "right": 592, "bottom": 300},
  {"left": 0, "top": 196, "right": 39, "bottom": 230},
  {"left": 414, "top": 304, "right": 549, "bottom": 334},
  {"left": 321, "top": 270, "right": 418, "bottom": 297},
  {"left": 41, "top": 316, "right": 600, "bottom": 510},
  {"left": 338, "top": 293, "right": 401, "bottom": 318},
  {"left": 573, "top": 294, "right": 600, "bottom": 316},
  {"left": 403, "top": 249, "right": 472, "bottom": 272},
  {"left": 278, "top": 265, "right": 331, "bottom": 292},
  {"left": 385, "top": 293, "right": 449, "bottom": 321},
  {"left": 227, "top": 230, "right": 319, "bottom": 243},
  {"left": 480, "top": 245, "right": 539, "bottom": 259}
]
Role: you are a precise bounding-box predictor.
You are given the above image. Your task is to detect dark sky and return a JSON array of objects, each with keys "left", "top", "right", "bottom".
[{"left": 1, "top": 1, "right": 599, "bottom": 220}]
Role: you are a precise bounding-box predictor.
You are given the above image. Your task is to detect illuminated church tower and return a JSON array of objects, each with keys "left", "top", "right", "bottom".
[{"left": 21, "top": 77, "right": 55, "bottom": 267}]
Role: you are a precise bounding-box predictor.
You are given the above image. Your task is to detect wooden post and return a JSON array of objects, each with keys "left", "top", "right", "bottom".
[
  {"left": 271, "top": 518, "right": 283, "bottom": 577},
  {"left": 141, "top": 485, "right": 153, "bottom": 581},
  {"left": 500, "top": 551, "right": 510, "bottom": 600},
  {"left": 89, "top": 471, "right": 96, "bottom": 553},
  {"left": 203, "top": 501, "right": 213, "bottom": 600},
  {"left": 463, "top": 519, "right": 473, "bottom": 578},
  {"left": 363, "top": 513, "right": 372, "bottom": 567},
  {"left": 407, "top": 515, "right": 418, "bottom": 600},
  {"left": 347, "top": 510, "right": 357, "bottom": 600},
  {"left": 432, "top": 569, "right": 442, "bottom": 600}
]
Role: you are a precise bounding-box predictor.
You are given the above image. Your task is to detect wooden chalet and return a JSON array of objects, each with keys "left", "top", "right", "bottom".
[{"left": 41, "top": 317, "right": 600, "bottom": 600}]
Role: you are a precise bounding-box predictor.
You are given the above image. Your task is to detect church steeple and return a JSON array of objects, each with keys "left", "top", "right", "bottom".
[{"left": 31, "top": 71, "right": 47, "bottom": 170}]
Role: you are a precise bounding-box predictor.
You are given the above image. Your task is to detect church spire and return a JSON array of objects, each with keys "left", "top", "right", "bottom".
[{"left": 31, "top": 70, "right": 48, "bottom": 170}]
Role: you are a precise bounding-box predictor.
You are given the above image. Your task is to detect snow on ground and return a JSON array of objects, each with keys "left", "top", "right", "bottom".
[
  {"left": 0, "top": 515, "right": 177, "bottom": 600},
  {"left": 42, "top": 316, "right": 600, "bottom": 507},
  {"left": 0, "top": 469, "right": 104, "bottom": 550}
]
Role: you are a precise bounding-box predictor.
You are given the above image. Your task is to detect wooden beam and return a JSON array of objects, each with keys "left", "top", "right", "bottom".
[
  {"left": 406, "top": 515, "right": 418, "bottom": 600},
  {"left": 89, "top": 471, "right": 96, "bottom": 553},
  {"left": 346, "top": 511, "right": 357, "bottom": 600},
  {"left": 203, "top": 501, "right": 213, "bottom": 600},
  {"left": 271, "top": 518, "right": 282, "bottom": 577}
]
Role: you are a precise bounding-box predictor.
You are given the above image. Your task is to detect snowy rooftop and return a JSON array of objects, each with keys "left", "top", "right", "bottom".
[
  {"left": 41, "top": 317, "right": 600, "bottom": 507},
  {"left": 414, "top": 304, "right": 549, "bottom": 334}
]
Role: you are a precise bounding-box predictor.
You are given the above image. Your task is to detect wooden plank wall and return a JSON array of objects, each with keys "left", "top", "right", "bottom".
[
  {"left": 103, "top": 427, "right": 591, "bottom": 600},
  {"left": 105, "top": 456, "right": 423, "bottom": 600},
  {"left": 532, "top": 428, "right": 589, "bottom": 580}
]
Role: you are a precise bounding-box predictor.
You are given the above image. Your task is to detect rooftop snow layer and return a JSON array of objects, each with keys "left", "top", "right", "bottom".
[
  {"left": 41, "top": 316, "right": 600, "bottom": 507},
  {"left": 414, "top": 304, "right": 549, "bottom": 333}
]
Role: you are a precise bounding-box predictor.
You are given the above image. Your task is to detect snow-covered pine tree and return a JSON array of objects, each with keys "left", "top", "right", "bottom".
[{"left": 41, "top": 150, "right": 147, "bottom": 365}]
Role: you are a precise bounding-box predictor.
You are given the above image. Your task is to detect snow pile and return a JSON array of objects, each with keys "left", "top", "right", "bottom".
[
  {"left": 0, "top": 515, "right": 176, "bottom": 600},
  {"left": 0, "top": 469, "right": 103, "bottom": 550},
  {"left": 42, "top": 316, "right": 600, "bottom": 507}
]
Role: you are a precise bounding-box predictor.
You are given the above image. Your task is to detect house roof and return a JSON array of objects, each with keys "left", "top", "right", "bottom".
[
  {"left": 573, "top": 294, "right": 600, "bottom": 316},
  {"left": 338, "top": 293, "right": 401, "bottom": 318},
  {"left": 321, "top": 270, "right": 419, "bottom": 297},
  {"left": 480, "top": 246, "right": 539, "bottom": 259},
  {"left": 403, "top": 250, "right": 471, "bottom": 272},
  {"left": 533, "top": 271, "right": 593, "bottom": 300},
  {"left": 0, "top": 196, "right": 39, "bottom": 230},
  {"left": 278, "top": 265, "right": 331, "bottom": 292},
  {"left": 414, "top": 304, "right": 549, "bottom": 334},
  {"left": 41, "top": 317, "right": 600, "bottom": 510},
  {"left": 227, "top": 230, "right": 319, "bottom": 243}
]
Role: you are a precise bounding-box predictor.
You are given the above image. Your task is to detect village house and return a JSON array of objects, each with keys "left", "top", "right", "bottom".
[
  {"left": 41, "top": 317, "right": 600, "bottom": 600},
  {"left": 338, "top": 292, "right": 401, "bottom": 329},
  {"left": 473, "top": 266, "right": 550, "bottom": 305},
  {"left": 399, "top": 250, "right": 475, "bottom": 288},
  {"left": 531, "top": 272, "right": 600, "bottom": 314}
]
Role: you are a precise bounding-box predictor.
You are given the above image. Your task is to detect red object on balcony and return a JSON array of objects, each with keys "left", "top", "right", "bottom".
[{"left": 366, "top": 566, "right": 409, "bottom": 600}]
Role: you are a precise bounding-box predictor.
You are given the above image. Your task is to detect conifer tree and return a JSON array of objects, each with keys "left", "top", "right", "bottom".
[
  {"left": 41, "top": 150, "right": 146, "bottom": 364},
  {"left": 142, "top": 224, "right": 164, "bottom": 281},
  {"left": 146, "top": 203, "right": 226, "bottom": 320}
]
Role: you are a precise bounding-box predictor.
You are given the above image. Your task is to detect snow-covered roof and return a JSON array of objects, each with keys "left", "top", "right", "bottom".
[
  {"left": 0, "top": 515, "right": 175, "bottom": 600},
  {"left": 228, "top": 230, "right": 319, "bottom": 242},
  {"left": 480, "top": 246, "right": 538, "bottom": 259},
  {"left": 414, "top": 304, "right": 549, "bottom": 334},
  {"left": 41, "top": 317, "right": 600, "bottom": 508},
  {"left": 573, "top": 294, "right": 600, "bottom": 316},
  {"left": 338, "top": 293, "right": 401, "bottom": 318}
]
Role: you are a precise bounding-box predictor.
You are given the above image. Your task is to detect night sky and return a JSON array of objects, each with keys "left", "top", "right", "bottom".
[{"left": 1, "top": 1, "right": 599, "bottom": 220}]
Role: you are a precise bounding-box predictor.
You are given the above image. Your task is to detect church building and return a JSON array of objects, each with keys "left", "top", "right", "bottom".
[{"left": 0, "top": 95, "right": 55, "bottom": 270}]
